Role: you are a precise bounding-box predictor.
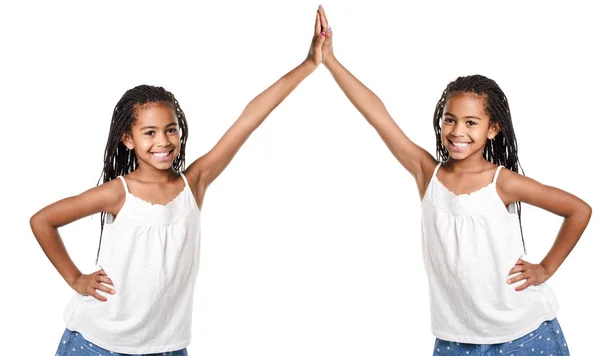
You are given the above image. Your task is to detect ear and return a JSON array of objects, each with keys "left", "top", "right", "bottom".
[
  {"left": 488, "top": 122, "right": 500, "bottom": 140},
  {"left": 121, "top": 132, "right": 134, "bottom": 150}
]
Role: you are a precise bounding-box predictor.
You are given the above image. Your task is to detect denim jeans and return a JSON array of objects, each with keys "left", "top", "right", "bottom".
[
  {"left": 433, "top": 318, "right": 569, "bottom": 356},
  {"left": 55, "top": 328, "right": 188, "bottom": 356}
]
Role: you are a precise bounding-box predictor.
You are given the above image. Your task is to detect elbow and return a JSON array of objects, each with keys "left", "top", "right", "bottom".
[
  {"left": 583, "top": 202, "right": 593, "bottom": 221},
  {"left": 29, "top": 212, "right": 40, "bottom": 233},
  {"left": 29, "top": 210, "right": 46, "bottom": 235},
  {"left": 573, "top": 201, "right": 593, "bottom": 226}
]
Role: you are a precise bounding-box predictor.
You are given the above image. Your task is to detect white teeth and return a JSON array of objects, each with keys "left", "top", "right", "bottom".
[
  {"left": 452, "top": 142, "right": 469, "bottom": 147},
  {"left": 153, "top": 152, "right": 169, "bottom": 157}
]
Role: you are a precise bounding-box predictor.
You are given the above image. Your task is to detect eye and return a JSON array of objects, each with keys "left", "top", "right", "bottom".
[
  {"left": 443, "top": 117, "right": 454, "bottom": 124},
  {"left": 467, "top": 120, "right": 477, "bottom": 126},
  {"left": 144, "top": 130, "right": 155, "bottom": 136},
  {"left": 167, "top": 128, "right": 178, "bottom": 134}
]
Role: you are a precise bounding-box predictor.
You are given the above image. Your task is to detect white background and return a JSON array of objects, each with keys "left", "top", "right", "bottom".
[{"left": 1, "top": 0, "right": 598, "bottom": 354}]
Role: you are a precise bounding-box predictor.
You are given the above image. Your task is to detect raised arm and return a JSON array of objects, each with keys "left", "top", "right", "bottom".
[
  {"left": 318, "top": 6, "right": 437, "bottom": 195},
  {"left": 185, "top": 10, "right": 327, "bottom": 203}
]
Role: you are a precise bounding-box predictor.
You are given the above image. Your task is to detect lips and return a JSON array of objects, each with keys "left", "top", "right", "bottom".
[
  {"left": 448, "top": 139, "right": 471, "bottom": 150},
  {"left": 151, "top": 149, "right": 174, "bottom": 161}
]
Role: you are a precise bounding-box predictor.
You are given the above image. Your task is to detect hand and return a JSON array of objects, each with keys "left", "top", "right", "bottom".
[
  {"left": 71, "top": 269, "right": 115, "bottom": 301},
  {"left": 306, "top": 7, "right": 327, "bottom": 66},
  {"left": 318, "top": 5, "right": 335, "bottom": 66},
  {"left": 507, "top": 259, "right": 551, "bottom": 291}
]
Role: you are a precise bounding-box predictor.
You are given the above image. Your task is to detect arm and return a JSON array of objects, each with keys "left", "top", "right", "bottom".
[
  {"left": 30, "top": 179, "right": 123, "bottom": 300},
  {"left": 185, "top": 10, "right": 327, "bottom": 203},
  {"left": 318, "top": 6, "right": 436, "bottom": 196},
  {"left": 499, "top": 169, "right": 592, "bottom": 290}
]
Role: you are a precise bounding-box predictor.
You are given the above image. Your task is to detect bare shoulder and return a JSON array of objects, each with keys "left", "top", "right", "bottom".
[
  {"left": 85, "top": 178, "right": 127, "bottom": 216},
  {"left": 495, "top": 167, "right": 525, "bottom": 204}
]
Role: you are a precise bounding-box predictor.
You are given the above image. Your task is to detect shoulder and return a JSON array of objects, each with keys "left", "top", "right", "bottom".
[
  {"left": 97, "top": 176, "right": 127, "bottom": 196},
  {"left": 87, "top": 177, "right": 127, "bottom": 215},
  {"left": 496, "top": 167, "right": 540, "bottom": 205},
  {"left": 497, "top": 167, "right": 527, "bottom": 189}
]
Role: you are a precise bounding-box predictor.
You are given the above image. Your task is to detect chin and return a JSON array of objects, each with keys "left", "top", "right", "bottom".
[
  {"left": 142, "top": 159, "right": 176, "bottom": 171},
  {"left": 155, "top": 163, "right": 176, "bottom": 170},
  {"left": 444, "top": 148, "right": 469, "bottom": 161}
]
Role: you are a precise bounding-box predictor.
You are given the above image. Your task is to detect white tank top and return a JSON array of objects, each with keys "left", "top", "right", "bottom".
[
  {"left": 63, "top": 172, "right": 201, "bottom": 354},
  {"left": 421, "top": 163, "right": 558, "bottom": 344}
]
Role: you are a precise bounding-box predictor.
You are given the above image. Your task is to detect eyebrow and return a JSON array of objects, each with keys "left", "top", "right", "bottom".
[
  {"left": 443, "top": 113, "right": 482, "bottom": 120},
  {"left": 139, "top": 123, "right": 178, "bottom": 130}
]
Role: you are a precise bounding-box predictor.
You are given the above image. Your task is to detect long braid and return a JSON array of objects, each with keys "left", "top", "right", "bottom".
[
  {"left": 95, "top": 85, "right": 189, "bottom": 263},
  {"left": 432, "top": 75, "right": 526, "bottom": 252}
]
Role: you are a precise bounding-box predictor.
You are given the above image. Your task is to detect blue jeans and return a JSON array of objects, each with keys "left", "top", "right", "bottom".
[
  {"left": 433, "top": 318, "right": 569, "bottom": 355},
  {"left": 55, "top": 329, "right": 188, "bottom": 356}
]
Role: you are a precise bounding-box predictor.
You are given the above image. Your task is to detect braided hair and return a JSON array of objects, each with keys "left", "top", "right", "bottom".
[
  {"left": 432, "top": 75, "right": 526, "bottom": 252},
  {"left": 96, "top": 85, "right": 189, "bottom": 262}
]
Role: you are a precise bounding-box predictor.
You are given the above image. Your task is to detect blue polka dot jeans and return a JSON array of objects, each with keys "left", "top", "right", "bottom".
[
  {"left": 55, "top": 329, "right": 188, "bottom": 356},
  {"left": 433, "top": 318, "right": 569, "bottom": 356}
]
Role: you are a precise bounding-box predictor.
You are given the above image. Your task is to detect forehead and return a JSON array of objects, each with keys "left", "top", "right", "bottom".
[
  {"left": 133, "top": 102, "right": 177, "bottom": 126},
  {"left": 443, "top": 92, "right": 488, "bottom": 118}
]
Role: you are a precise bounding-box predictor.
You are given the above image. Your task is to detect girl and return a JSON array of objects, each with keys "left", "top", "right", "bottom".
[
  {"left": 29, "top": 9, "right": 328, "bottom": 356},
  {"left": 316, "top": 6, "right": 591, "bottom": 356}
]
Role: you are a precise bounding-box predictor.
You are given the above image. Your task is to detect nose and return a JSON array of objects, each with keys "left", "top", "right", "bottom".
[
  {"left": 450, "top": 122, "right": 465, "bottom": 137},
  {"left": 156, "top": 132, "right": 171, "bottom": 147}
]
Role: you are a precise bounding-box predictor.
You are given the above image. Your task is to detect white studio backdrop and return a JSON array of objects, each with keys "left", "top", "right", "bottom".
[{"left": 1, "top": 0, "right": 598, "bottom": 354}]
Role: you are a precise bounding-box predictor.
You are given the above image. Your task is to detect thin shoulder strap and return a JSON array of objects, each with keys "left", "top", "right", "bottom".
[
  {"left": 180, "top": 171, "right": 190, "bottom": 188},
  {"left": 432, "top": 162, "right": 443, "bottom": 178},
  {"left": 117, "top": 176, "right": 130, "bottom": 194},
  {"left": 493, "top": 166, "right": 503, "bottom": 184}
]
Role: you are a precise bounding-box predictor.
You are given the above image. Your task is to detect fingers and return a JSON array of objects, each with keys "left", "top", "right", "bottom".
[
  {"left": 508, "top": 264, "right": 526, "bottom": 276},
  {"left": 314, "top": 11, "right": 322, "bottom": 36},
  {"left": 507, "top": 259, "right": 540, "bottom": 291},
  {"left": 318, "top": 5, "right": 333, "bottom": 47},
  {"left": 507, "top": 272, "right": 527, "bottom": 284},
  {"left": 515, "top": 279, "right": 533, "bottom": 291},
  {"left": 90, "top": 269, "right": 116, "bottom": 300},
  {"left": 98, "top": 275, "right": 114, "bottom": 286},
  {"left": 87, "top": 286, "right": 108, "bottom": 301},
  {"left": 319, "top": 5, "right": 329, "bottom": 30},
  {"left": 507, "top": 272, "right": 531, "bottom": 291},
  {"left": 95, "top": 281, "right": 116, "bottom": 295}
]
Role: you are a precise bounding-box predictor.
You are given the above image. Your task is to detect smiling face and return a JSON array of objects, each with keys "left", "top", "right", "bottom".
[
  {"left": 441, "top": 92, "right": 499, "bottom": 161},
  {"left": 121, "top": 102, "right": 181, "bottom": 172}
]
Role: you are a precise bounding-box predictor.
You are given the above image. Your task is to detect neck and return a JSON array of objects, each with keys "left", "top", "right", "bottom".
[
  {"left": 445, "top": 153, "right": 491, "bottom": 173},
  {"left": 131, "top": 162, "right": 179, "bottom": 183}
]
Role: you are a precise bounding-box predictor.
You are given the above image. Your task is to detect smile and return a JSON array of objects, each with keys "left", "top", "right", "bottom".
[
  {"left": 448, "top": 139, "right": 471, "bottom": 149},
  {"left": 151, "top": 149, "right": 174, "bottom": 160}
]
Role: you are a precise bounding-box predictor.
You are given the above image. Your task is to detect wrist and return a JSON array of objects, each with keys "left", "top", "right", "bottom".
[
  {"left": 301, "top": 58, "right": 318, "bottom": 72},
  {"left": 67, "top": 271, "right": 82, "bottom": 289},
  {"left": 323, "top": 55, "right": 338, "bottom": 69},
  {"left": 540, "top": 261, "right": 556, "bottom": 278}
]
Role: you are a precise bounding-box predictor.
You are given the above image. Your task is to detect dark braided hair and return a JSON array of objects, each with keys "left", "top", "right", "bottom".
[
  {"left": 96, "top": 85, "right": 189, "bottom": 263},
  {"left": 432, "top": 75, "right": 526, "bottom": 252}
]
